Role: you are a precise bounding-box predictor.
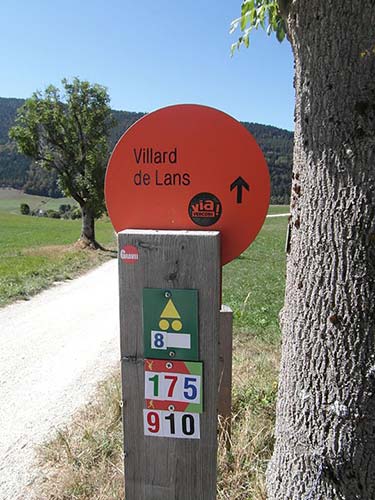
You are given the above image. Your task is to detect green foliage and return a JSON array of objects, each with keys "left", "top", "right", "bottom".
[
  {"left": 59, "top": 204, "right": 71, "bottom": 214},
  {"left": 243, "top": 122, "right": 292, "bottom": 204},
  {"left": 24, "top": 162, "right": 62, "bottom": 197},
  {"left": 230, "top": 0, "right": 286, "bottom": 54},
  {"left": 70, "top": 206, "right": 82, "bottom": 220},
  {"left": 20, "top": 203, "right": 30, "bottom": 215},
  {"left": 45, "top": 209, "right": 61, "bottom": 219},
  {"left": 0, "top": 141, "right": 31, "bottom": 188},
  {"left": 9, "top": 78, "right": 115, "bottom": 219},
  {"left": 0, "top": 98, "right": 25, "bottom": 145},
  {"left": 109, "top": 109, "right": 145, "bottom": 149},
  {"left": 0, "top": 98, "right": 142, "bottom": 199}
]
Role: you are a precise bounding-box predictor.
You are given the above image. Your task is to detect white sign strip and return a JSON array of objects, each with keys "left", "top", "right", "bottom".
[
  {"left": 150, "top": 330, "right": 191, "bottom": 350},
  {"left": 166, "top": 333, "right": 191, "bottom": 349}
]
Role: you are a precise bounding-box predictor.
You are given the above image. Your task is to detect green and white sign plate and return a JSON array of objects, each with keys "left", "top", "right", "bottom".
[{"left": 143, "top": 288, "right": 199, "bottom": 360}]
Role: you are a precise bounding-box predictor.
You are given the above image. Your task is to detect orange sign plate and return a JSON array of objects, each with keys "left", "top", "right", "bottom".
[{"left": 105, "top": 104, "right": 270, "bottom": 265}]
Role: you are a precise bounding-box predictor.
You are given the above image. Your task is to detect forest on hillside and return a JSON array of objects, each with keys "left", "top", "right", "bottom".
[{"left": 0, "top": 97, "right": 293, "bottom": 203}]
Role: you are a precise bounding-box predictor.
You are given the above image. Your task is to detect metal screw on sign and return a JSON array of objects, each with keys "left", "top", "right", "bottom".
[
  {"left": 168, "top": 405, "right": 175, "bottom": 411},
  {"left": 166, "top": 362, "right": 173, "bottom": 369},
  {"left": 169, "top": 350, "right": 176, "bottom": 358},
  {"left": 164, "top": 291, "right": 172, "bottom": 298}
]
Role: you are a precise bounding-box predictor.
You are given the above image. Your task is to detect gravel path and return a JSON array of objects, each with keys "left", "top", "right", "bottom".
[
  {"left": 0, "top": 259, "right": 120, "bottom": 500},
  {"left": 267, "top": 212, "right": 290, "bottom": 218}
]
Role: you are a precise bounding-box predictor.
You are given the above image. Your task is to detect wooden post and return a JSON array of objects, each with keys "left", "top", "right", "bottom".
[
  {"left": 218, "top": 305, "right": 233, "bottom": 445},
  {"left": 118, "top": 229, "right": 221, "bottom": 500}
]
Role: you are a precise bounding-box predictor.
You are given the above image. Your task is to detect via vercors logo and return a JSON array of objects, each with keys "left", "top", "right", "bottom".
[
  {"left": 188, "top": 192, "right": 222, "bottom": 227},
  {"left": 120, "top": 245, "right": 139, "bottom": 264}
]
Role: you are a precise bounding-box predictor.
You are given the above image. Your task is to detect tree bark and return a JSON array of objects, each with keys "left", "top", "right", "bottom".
[
  {"left": 267, "top": 1, "right": 375, "bottom": 499},
  {"left": 79, "top": 205, "right": 97, "bottom": 248}
]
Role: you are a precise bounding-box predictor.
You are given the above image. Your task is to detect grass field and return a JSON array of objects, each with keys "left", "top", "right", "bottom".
[
  {"left": 0, "top": 211, "right": 116, "bottom": 306},
  {"left": 267, "top": 204, "right": 289, "bottom": 215},
  {"left": 0, "top": 188, "right": 77, "bottom": 214},
  {"left": 223, "top": 216, "right": 287, "bottom": 341},
  {"left": 0, "top": 187, "right": 288, "bottom": 308},
  {"left": 31, "top": 215, "right": 287, "bottom": 500}
]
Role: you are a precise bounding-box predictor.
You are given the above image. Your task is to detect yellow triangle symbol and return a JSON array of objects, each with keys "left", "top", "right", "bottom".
[{"left": 160, "top": 299, "right": 181, "bottom": 319}]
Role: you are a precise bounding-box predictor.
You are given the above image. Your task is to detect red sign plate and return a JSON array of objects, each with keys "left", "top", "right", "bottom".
[{"left": 105, "top": 104, "right": 270, "bottom": 265}]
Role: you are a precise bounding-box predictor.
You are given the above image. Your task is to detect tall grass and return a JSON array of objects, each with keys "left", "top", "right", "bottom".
[{"left": 217, "top": 338, "right": 279, "bottom": 499}]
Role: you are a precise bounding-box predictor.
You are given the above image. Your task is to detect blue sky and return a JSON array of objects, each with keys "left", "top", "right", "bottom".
[{"left": 1, "top": 1, "right": 294, "bottom": 131}]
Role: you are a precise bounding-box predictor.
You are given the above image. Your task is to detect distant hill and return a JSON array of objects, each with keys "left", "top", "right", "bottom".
[
  {"left": 241, "top": 122, "right": 293, "bottom": 203},
  {"left": 0, "top": 97, "right": 293, "bottom": 203}
]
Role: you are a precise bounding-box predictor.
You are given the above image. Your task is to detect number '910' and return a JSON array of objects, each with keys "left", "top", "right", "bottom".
[{"left": 144, "top": 409, "right": 200, "bottom": 439}]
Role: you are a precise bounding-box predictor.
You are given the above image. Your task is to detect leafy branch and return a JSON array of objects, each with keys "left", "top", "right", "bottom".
[{"left": 230, "top": 0, "right": 287, "bottom": 55}]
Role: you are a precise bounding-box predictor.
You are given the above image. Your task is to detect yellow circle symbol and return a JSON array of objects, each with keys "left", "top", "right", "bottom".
[
  {"left": 172, "top": 320, "right": 182, "bottom": 331},
  {"left": 159, "top": 319, "right": 169, "bottom": 330}
]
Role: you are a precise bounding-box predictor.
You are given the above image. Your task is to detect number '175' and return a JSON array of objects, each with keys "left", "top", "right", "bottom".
[{"left": 146, "top": 373, "right": 200, "bottom": 402}]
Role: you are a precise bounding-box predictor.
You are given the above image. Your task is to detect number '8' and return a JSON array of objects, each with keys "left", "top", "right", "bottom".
[{"left": 154, "top": 333, "right": 165, "bottom": 348}]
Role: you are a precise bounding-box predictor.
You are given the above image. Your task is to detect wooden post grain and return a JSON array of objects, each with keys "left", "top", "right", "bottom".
[{"left": 118, "top": 229, "right": 221, "bottom": 500}]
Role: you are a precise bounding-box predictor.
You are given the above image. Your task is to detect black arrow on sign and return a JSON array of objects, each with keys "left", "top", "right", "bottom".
[{"left": 230, "top": 176, "right": 250, "bottom": 203}]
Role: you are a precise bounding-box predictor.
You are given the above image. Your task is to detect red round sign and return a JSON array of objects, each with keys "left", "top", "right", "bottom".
[{"left": 105, "top": 104, "right": 270, "bottom": 265}]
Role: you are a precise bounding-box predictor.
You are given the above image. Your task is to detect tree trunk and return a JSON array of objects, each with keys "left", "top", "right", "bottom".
[
  {"left": 79, "top": 205, "right": 98, "bottom": 248},
  {"left": 267, "top": 2, "right": 375, "bottom": 499}
]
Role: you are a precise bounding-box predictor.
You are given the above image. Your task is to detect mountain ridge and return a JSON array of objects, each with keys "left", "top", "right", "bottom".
[{"left": 0, "top": 97, "right": 293, "bottom": 203}]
